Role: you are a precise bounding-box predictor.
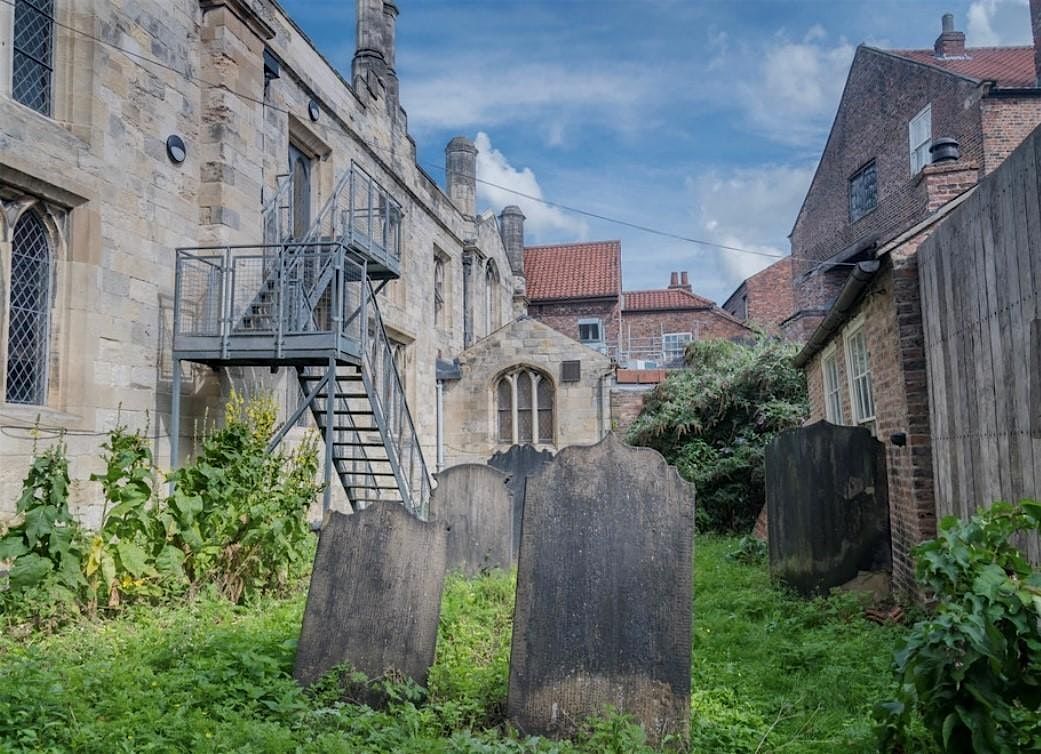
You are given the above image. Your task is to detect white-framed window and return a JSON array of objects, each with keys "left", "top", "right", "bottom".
[
  {"left": 495, "top": 367, "right": 554, "bottom": 445},
  {"left": 909, "top": 104, "right": 932, "bottom": 175},
  {"left": 844, "top": 320, "right": 875, "bottom": 430},
  {"left": 821, "top": 345, "right": 843, "bottom": 424},
  {"left": 663, "top": 332, "right": 693, "bottom": 364},
  {"left": 578, "top": 318, "right": 602, "bottom": 345}
]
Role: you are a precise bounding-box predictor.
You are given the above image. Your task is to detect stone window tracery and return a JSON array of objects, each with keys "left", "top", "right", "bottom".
[
  {"left": 485, "top": 261, "right": 500, "bottom": 334},
  {"left": 495, "top": 367, "right": 554, "bottom": 446},
  {"left": 433, "top": 255, "right": 445, "bottom": 328}
]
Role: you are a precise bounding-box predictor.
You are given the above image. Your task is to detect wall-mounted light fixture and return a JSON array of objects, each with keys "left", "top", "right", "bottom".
[
  {"left": 308, "top": 99, "right": 320, "bottom": 122},
  {"left": 166, "top": 134, "right": 187, "bottom": 164}
]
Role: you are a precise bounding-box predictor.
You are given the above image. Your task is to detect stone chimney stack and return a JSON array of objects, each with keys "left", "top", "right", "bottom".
[
  {"left": 934, "top": 13, "right": 966, "bottom": 59},
  {"left": 445, "top": 136, "right": 478, "bottom": 218},
  {"left": 499, "top": 205, "right": 526, "bottom": 275},
  {"left": 1031, "top": 0, "right": 1041, "bottom": 86},
  {"left": 352, "top": 0, "right": 399, "bottom": 112}
]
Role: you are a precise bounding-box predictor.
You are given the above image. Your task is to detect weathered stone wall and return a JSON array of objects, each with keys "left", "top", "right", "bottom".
[
  {"left": 441, "top": 317, "right": 613, "bottom": 468},
  {"left": 0, "top": 0, "right": 517, "bottom": 523}
]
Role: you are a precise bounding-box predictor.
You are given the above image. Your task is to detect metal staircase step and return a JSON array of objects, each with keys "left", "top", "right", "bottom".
[{"left": 333, "top": 441, "right": 387, "bottom": 448}]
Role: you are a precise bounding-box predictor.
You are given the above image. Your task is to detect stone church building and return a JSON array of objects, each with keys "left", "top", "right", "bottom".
[{"left": 0, "top": 0, "right": 612, "bottom": 523}]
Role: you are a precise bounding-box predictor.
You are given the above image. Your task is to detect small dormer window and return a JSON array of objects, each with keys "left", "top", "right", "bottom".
[{"left": 849, "top": 161, "right": 877, "bottom": 223}]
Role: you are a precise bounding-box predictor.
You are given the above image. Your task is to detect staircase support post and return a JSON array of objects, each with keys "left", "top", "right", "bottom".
[
  {"left": 322, "top": 355, "right": 337, "bottom": 515},
  {"left": 169, "top": 358, "right": 182, "bottom": 496}
]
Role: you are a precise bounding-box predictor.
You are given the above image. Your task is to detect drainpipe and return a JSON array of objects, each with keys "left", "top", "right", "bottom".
[{"left": 436, "top": 379, "right": 445, "bottom": 470}]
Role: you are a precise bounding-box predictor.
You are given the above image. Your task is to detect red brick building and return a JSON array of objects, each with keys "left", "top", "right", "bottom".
[
  {"left": 523, "top": 241, "right": 622, "bottom": 354},
  {"left": 721, "top": 257, "right": 796, "bottom": 337},
  {"left": 791, "top": 11, "right": 1041, "bottom": 595},
  {"left": 620, "top": 273, "right": 753, "bottom": 367}
]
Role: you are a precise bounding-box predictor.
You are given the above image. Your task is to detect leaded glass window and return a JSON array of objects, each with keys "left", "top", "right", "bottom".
[
  {"left": 13, "top": 0, "right": 55, "bottom": 116},
  {"left": 6, "top": 211, "right": 52, "bottom": 405},
  {"left": 495, "top": 367, "right": 554, "bottom": 446}
]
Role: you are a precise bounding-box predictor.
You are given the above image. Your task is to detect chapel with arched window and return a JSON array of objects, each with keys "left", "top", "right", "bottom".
[{"left": 495, "top": 366, "right": 554, "bottom": 446}]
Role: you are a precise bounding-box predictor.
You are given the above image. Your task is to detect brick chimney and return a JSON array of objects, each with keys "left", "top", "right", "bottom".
[
  {"left": 934, "top": 13, "right": 966, "bottom": 59},
  {"left": 1032, "top": 0, "right": 1041, "bottom": 86},
  {"left": 668, "top": 271, "right": 679, "bottom": 288},
  {"left": 667, "top": 271, "right": 692, "bottom": 292},
  {"left": 680, "top": 271, "right": 691, "bottom": 292}
]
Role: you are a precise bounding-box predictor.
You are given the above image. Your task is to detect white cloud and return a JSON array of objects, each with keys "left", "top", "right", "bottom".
[
  {"left": 735, "top": 29, "right": 854, "bottom": 147},
  {"left": 686, "top": 163, "right": 815, "bottom": 287},
  {"left": 966, "top": 0, "right": 1032, "bottom": 46},
  {"left": 473, "top": 132, "right": 588, "bottom": 242}
]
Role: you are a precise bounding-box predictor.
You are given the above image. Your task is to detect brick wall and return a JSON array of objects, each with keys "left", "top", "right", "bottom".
[
  {"left": 621, "top": 308, "right": 751, "bottom": 343},
  {"left": 723, "top": 257, "right": 796, "bottom": 336},
  {"left": 919, "top": 162, "right": 980, "bottom": 213},
  {"left": 786, "top": 46, "right": 987, "bottom": 340},
  {"left": 802, "top": 236, "right": 937, "bottom": 597},
  {"left": 610, "top": 387, "right": 652, "bottom": 433},
  {"left": 528, "top": 298, "right": 620, "bottom": 351},
  {"left": 981, "top": 96, "right": 1041, "bottom": 175}
]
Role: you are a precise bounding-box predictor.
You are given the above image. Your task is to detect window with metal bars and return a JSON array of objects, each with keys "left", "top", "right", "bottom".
[
  {"left": 5, "top": 210, "right": 52, "bottom": 405},
  {"left": 12, "top": 0, "right": 55, "bottom": 116},
  {"left": 495, "top": 367, "right": 554, "bottom": 445}
]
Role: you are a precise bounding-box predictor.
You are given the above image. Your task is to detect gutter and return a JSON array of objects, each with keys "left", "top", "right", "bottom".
[{"left": 793, "top": 260, "right": 880, "bottom": 368}]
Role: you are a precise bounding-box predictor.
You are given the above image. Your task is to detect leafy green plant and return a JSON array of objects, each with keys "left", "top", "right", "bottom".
[
  {"left": 164, "top": 391, "right": 321, "bottom": 602},
  {"left": 0, "top": 442, "right": 84, "bottom": 624},
  {"left": 878, "top": 501, "right": 1041, "bottom": 753},
  {"left": 727, "top": 534, "right": 767, "bottom": 564},
  {"left": 627, "top": 337, "right": 808, "bottom": 532},
  {"left": 85, "top": 425, "right": 185, "bottom": 607}
]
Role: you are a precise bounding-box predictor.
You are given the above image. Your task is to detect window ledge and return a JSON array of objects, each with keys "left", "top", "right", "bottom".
[{"left": 0, "top": 403, "right": 82, "bottom": 430}]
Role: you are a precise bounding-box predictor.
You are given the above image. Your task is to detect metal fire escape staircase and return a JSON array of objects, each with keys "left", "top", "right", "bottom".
[{"left": 171, "top": 163, "right": 431, "bottom": 518}]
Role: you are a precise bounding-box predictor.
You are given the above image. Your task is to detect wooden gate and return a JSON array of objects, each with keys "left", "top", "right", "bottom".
[{"left": 918, "top": 126, "right": 1041, "bottom": 559}]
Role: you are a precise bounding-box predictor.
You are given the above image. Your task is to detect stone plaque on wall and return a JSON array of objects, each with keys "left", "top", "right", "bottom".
[
  {"left": 430, "top": 464, "right": 512, "bottom": 575},
  {"left": 506, "top": 434, "right": 695, "bottom": 744},
  {"left": 293, "top": 504, "right": 448, "bottom": 698}
]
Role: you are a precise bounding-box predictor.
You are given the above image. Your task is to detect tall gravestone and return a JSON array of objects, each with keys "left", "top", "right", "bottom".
[
  {"left": 430, "top": 464, "right": 512, "bottom": 575},
  {"left": 507, "top": 434, "right": 695, "bottom": 744},
  {"left": 488, "top": 444, "right": 555, "bottom": 557},
  {"left": 766, "top": 421, "right": 891, "bottom": 596},
  {"left": 293, "top": 504, "right": 448, "bottom": 700}
]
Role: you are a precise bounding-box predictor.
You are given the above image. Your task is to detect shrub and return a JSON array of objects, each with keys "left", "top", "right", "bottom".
[
  {"left": 877, "top": 501, "right": 1041, "bottom": 752},
  {"left": 164, "top": 391, "right": 322, "bottom": 602},
  {"left": 626, "top": 337, "right": 807, "bottom": 532},
  {"left": 0, "top": 442, "right": 84, "bottom": 625}
]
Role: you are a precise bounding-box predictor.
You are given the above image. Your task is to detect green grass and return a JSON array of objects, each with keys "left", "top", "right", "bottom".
[{"left": 0, "top": 537, "right": 915, "bottom": 753}]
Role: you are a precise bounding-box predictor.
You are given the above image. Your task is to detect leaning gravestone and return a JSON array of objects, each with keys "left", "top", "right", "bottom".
[
  {"left": 507, "top": 434, "right": 695, "bottom": 744},
  {"left": 293, "top": 503, "right": 448, "bottom": 701},
  {"left": 488, "top": 444, "right": 555, "bottom": 557},
  {"left": 430, "top": 464, "right": 512, "bottom": 576},
  {"left": 766, "top": 421, "right": 891, "bottom": 596}
]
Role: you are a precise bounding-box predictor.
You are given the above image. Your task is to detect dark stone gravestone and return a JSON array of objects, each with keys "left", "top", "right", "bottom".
[
  {"left": 507, "top": 434, "right": 694, "bottom": 744},
  {"left": 488, "top": 444, "right": 555, "bottom": 557},
  {"left": 293, "top": 503, "right": 448, "bottom": 701},
  {"left": 430, "top": 464, "right": 512, "bottom": 576},
  {"left": 766, "top": 420, "right": 891, "bottom": 596}
]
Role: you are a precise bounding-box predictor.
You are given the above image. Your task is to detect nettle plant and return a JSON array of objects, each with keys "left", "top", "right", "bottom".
[
  {"left": 0, "top": 442, "right": 84, "bottom": 620},
  {"left": 878, "top": 501, "right": 1041, "bottom": 753}
]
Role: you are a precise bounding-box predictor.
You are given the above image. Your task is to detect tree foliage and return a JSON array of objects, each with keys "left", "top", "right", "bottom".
[{"left": 626, "top": 338, "right": 808, "bottom": 532}]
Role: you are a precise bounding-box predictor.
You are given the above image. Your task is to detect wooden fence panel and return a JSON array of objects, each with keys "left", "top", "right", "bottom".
[{"left": 919, "top": 126, "right": 1041, "bottom": 558}]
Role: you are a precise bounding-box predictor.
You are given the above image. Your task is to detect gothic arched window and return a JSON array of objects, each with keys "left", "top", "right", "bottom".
[
  {"left": 434, "top": 256, "right": 445, "bottom": 328},
  {"left": 5, "top": 210, "right": 52, "bottom": 405},
  {"left": 494, "top": 367, "right": 554, "bottom": 445}
]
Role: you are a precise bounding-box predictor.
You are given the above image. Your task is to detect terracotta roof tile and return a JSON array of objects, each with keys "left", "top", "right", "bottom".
[
  {"left": 623, "top": 288, "right": 715, "bottom": 311},
  {"left": 887, "top": 46, "right": 1036, "bottom": 88},
  {"left": 523, "top": 241, "right": 621, "bottom": 301}
]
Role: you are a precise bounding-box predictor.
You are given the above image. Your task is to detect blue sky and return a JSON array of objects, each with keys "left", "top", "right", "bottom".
[{"left": 279, "top": 0, "right": 1032, "bottom": 303}]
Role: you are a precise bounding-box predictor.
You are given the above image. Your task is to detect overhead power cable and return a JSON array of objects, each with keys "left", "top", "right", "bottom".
[{"left": 4, "top": 0, "right": 859, "bottom": 268}]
